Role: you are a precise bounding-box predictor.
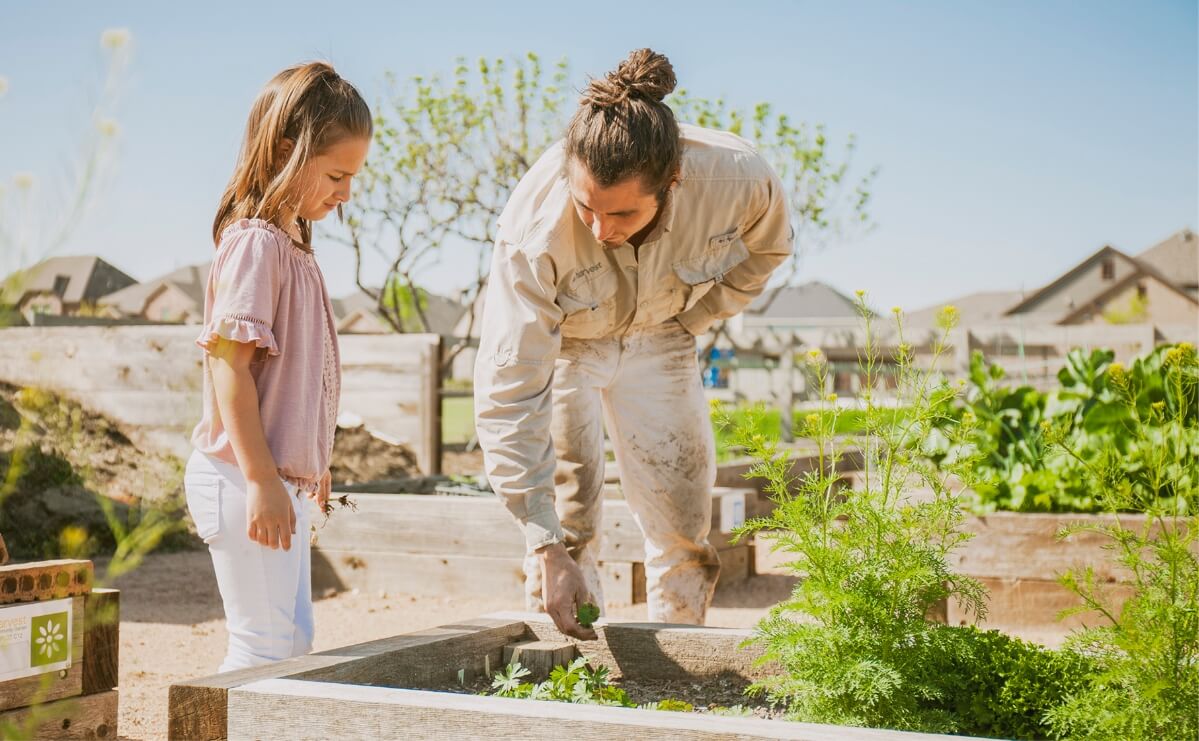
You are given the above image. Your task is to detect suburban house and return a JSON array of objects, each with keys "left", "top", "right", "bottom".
[
  {"left": 902, "top": 229, "right": 1198, "bottom": 387},
  {"left": 719, "top": 230, "right": 1197, "bottom": 401},
  {"left": 1003, "top": 229, "right": 1198, "bottom": 326},
  {"left": 732, "top": 280, "right": 865, "bottom": 331},
  {"left": 332, "top": 288, "right": 467, "bottom": 336},
  {"left": 904, "top": 290, "right": 1024, "bottom": 327},
  {"left": 909, "top": 228, "right": 1198, "bottom": 328},
  {"left": 99, "top": 262, "right": 210, "bottom": 324},
  {"left": 1, "top": 256, "right": 137, "bottom": 323}
]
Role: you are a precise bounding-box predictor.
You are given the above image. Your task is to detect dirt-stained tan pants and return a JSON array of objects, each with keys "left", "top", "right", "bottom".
[{"left": 522, "top": 318, "right": 721, "bottom": 624}]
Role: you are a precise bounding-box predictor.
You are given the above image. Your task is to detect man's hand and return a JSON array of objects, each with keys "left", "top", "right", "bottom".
[
  {"left": 538, "top": 542, "right": 598, "bottom": 640},
  {"left": 246, "top": 477, "right": 296, "bottom": 550}
]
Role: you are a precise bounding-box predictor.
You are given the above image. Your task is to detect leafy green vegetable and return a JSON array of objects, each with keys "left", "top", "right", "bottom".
[
  {"left": 925, "top": 344, "right": 1198, "bottom": 514},
  {"left": 490, "top": 657, "right": 633, "bottom": 707},
  {"left": 725, "top": 301, "right": 1197, "bottom": 738},
  {"left": 576, "top": 602, "right": 600, "bottom": 628}
]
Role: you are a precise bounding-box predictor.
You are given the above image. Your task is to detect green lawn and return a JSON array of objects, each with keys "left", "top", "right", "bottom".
[
  {"left": 442, "top": 395, "right": 475, "bottom": 445},
  {"left": 442, "top": 395, "right": 912, "bottom": 451},
  {"left": 712, "top": 404, "right": 915, "bottom": 460}
]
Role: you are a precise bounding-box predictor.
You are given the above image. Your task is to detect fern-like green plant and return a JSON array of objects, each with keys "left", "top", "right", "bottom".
[
  {"left": 726, "top": 298, "right": 1091, "bottom": 737},
  {"left": 1043, "top": 342, "right": 1199, "bottom": 740}
]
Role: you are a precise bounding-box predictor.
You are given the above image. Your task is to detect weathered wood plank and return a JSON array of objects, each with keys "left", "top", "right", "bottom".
[
  {"left": 229, "top": 677, "right": 957, "bottom": 740},
  {"left": 603, "top": 485, "right": 756, "bottom": 535},
  {"left": 0, "top": 560, "right": 93, "bottom": 606},
  {"left": 0, "top": 327, "right": 444, "bottom": 470},
  {"left": 0, "top": 688, "right": 118, "bottom": 740},
  {"left": 716, "top": 543, "right": 751, "bottom": 587},
  {"left": 0, "top": 595, "right": 85, "bottom": 712},
  {"left": 752, "top": 534, "right": 795, "bottom": 576},
  {"left": 339, "top": 377, "right": 425, "bottom": 400},
  {"left": 288, "top": 617, "right": 529, "bottom": 688},
  {"left": 490, "top": 612, "right": 774, "bottom": 682},
  {"left": 168, "top": 652, "right": 356, "bottom": 741},
  {"left": 338, "top": 334, "right": 440, "bottom": 364},
  {"left": 184, "top": 614, "right": 956, "bottom": 739},
  {"left": 950, "top": 576, "right": 1137, "bottom": 632},
  {"left": 950, "top": 511, "right": 1167, "bottom": 582},
  {"left": 0, "top": 355, "right": 203, "bottom": 393},
  {"left": 717, "top": 449, "right": 862, "bottom": 519},
  {"left": 83, "top": 589, "right": 119, "bottom": 696},
  {"left": 315, "top": 541, "right": 748, "bottom": 605},
  {"left": 312, "top": 494, "right": 647, "bottom": 562},
  {"left": 171, "top": 617, "right": 530, "bottom": 740},
  {"left": 754, "top": 511, "right": 1183, "bottom": 585},
  {"left": 599, "top": 561, "right": 646, "bottom": 607},
  {"left": 77, "top": 390, "right": 201, "bottom": 427},
  {"left": 312, "top": 550, "right": 527, "bottom": 599}
]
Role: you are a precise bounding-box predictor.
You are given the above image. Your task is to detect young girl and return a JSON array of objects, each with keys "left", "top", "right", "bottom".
[{"left": 185, "top": 61, "right": 371, "bottom": 671}]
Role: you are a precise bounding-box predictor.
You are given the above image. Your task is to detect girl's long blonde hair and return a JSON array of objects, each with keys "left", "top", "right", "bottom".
[{"left": 213, "top": 61, "right": 372, "bottom": 248}]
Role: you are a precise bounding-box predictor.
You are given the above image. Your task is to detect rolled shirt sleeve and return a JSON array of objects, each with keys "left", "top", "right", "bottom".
[
  {"left": 675, "top": 162, "right": 795, "bottom": 336},
  {"left": 474, "top": 237, "right": 566, "bottom": 550}
]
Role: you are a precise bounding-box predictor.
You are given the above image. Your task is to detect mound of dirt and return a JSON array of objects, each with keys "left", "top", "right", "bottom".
[
  {"left": 0, "top": 382, "right": 192, "bottom": 561},
  {"left": 329, "top": 425, "right": 422, "bottom": 485},
  {"left": 0, "top": 381, "right": 476, "bottom": 561}
]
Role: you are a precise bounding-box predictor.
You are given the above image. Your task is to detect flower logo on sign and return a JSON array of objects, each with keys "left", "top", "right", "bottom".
[
  {"left": 30, "top": 612, "right": 69, "bottom": 666},
  {"left": 36, "top": 619, "right": 64, "bottom": 657}
]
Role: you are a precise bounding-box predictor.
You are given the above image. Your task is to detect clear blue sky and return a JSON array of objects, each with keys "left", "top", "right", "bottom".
[{"left": 2, "top": 0, "right": 1195, "bottom": 313}]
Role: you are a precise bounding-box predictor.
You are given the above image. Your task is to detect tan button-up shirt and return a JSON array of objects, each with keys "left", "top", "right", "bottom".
[{"left": 475, "top": 124, "right": 794, "bottom": 549}]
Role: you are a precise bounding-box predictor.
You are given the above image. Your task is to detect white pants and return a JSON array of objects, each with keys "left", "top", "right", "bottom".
[
  {"left": 183, "top": 451, "right": 316, "bottom": 672},
  {"left": 523, "top": 318, "right": 721, "bottom": 624}
]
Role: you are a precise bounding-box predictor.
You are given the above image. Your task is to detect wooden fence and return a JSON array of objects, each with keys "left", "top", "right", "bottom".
[{"left": 0, "top": 326, "right": 443, "bottom": 474}]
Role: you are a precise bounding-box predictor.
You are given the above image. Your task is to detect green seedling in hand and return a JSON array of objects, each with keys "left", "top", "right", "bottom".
[{"left": 576, "top": 602, "right": 600, "bottom": 629}]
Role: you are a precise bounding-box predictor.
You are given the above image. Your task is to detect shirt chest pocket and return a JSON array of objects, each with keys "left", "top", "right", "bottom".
[
  {"left": 557, "top": 265, "right": 619, "bottom": 338},
  {"left": 672, "top": 230, "right": 751, "bottom": 312}
]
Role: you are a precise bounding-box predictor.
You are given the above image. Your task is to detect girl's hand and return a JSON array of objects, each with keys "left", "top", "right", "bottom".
[
  {"left": 310, "top": 469, "right": 332, "bottom": 513},
  {"left": 246, "top": 477, "right": 296, "bottom": 550}
]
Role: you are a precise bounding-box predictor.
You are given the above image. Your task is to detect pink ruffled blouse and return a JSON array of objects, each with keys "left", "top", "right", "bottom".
[{"left": 190, "top": 218, "right": 341, "bottom": 493}]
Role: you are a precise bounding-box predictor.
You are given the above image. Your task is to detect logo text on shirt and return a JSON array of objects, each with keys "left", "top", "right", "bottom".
[{"left": 572, "top": 263, "right": 605, "bottom": 283}]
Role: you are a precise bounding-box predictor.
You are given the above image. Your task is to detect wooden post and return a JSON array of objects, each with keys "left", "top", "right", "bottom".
[
  {"left": 599, "top": 562, "right": 646, "bottom": 607},
  {"left": 419, "top": 335, "right": 443, "bottom": 475},
  {"left": 83, "top": 589, "right": 120, "bottom": 695},
  {"left": 0, "top": 533, "right": 7, "bottom": 565},
  {"left": 502, "top": 640, "right": 577, "bottom": 680},
  {"left": 779, "top": 332, "right": 795, "bottom": 442},
  {"left": 0, "top": 689, "right": 118, "bottom": 740}
]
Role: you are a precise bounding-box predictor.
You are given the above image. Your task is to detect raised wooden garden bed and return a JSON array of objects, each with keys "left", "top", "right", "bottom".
[
  {"left": 314, "top": 490, "right": 754, "bottom": 608},
  {"left": 0, "top": 559, "right": 120, "bottom": 739},
  {"left": 755, "top": 510, "right": 1163, "bottom": 639},
  {"left": 169, "top": 612, "right": 962, "bottom": 740},
  {"left": 712, "top": 447, "right": 863, "bottom": 519}
]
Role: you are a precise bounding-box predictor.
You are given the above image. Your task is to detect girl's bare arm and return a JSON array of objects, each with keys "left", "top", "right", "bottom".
[{"left": 207, "top": 338, "right": 296, "bottom": 550}]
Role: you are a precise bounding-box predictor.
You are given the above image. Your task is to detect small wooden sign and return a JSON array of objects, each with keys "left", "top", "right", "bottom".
[{"left": 0, "top": 598, "right": 75, "bottom": 682}]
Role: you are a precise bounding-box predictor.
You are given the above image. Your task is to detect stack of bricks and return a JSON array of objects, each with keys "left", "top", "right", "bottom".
[{"left": 0, "top": 559, "right": 120, "bottom": 739}]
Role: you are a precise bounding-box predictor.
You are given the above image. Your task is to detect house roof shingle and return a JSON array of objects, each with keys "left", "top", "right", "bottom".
[
  {"left": 747, "top": 281, "right": 862, "bottom": 319},
  {"left": 2, "top": 256, "right": 136, "bottom": 306},
  {"left": 333, "top": 288, "right": 467, "bottom": 335},
  {"left": 906, "top": 290, "right": 1025, "bottom": 326},
  {"left": 1137, "top": 229, "right": 1198, "bottom": 292},
  {"left": 100, "top": 262, "right": 210, "bottom": 316}
]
